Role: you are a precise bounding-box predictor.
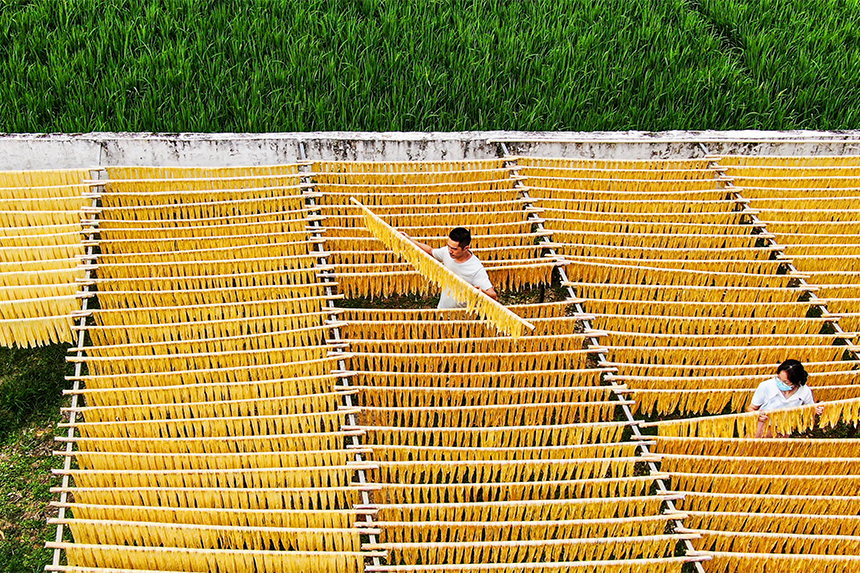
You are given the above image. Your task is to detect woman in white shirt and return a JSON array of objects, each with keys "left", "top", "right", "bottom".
[{"left": 747, "top": 359, "right": 823, "bottom": 437}]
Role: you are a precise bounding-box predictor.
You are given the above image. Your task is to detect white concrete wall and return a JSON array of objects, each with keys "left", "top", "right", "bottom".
[{"left": 1, "top": 130, "right": 860, "bottom": 170}]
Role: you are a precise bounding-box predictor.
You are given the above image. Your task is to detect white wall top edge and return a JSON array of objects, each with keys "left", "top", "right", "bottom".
[{"left": 2, "top": 130, "right": 860, "bottom": 170}]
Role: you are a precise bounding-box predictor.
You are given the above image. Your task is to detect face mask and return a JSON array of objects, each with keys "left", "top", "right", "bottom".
[{"left": 776, "top": 379, "right": 793, "bottom": 392}]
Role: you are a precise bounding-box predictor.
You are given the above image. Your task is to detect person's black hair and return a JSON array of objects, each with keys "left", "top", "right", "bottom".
[
  {"left": 449, "top": 227, "right": 471, "bottom": 248},
  {"left": 777, "top": 359, "right": 808, "bottom": 386}
]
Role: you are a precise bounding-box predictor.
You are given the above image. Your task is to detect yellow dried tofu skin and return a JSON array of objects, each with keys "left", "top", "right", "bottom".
[{"left": 0, "top": 170, "right": 88, "bottom": 346}]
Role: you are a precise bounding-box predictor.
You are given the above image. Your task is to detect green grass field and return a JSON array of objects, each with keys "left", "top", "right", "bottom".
[
  {"left": 0, "top": 0, "right": 858, "bottom": 133},
  {"left": 0, "top": 346, "right": 72, "bottom": 573},
  {"left": 2, "top": 0, "right": 859, "bottom": 570}
]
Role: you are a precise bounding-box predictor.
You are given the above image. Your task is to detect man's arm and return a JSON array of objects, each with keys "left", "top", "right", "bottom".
[
  {"left": 401, "top": 232, "right": 434, "bottom": 256},
  {"left": 478, "top": 285, "right": 499, "bottom": 301},
  {"left": 471, "top": 266, "right": 498, "bottom": 301}
]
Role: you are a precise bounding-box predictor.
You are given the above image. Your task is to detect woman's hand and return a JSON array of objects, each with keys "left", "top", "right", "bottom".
[
  {"left": 815, "top": 405, "right": 825, "bottom": 416},
  {"left": 754, "top": 413, "right": 769, "bottom": 438}
]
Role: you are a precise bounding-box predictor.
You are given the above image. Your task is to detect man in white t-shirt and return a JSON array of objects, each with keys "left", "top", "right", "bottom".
[{"left": 401, "top": 227, "right": 497, "bottom": 309}]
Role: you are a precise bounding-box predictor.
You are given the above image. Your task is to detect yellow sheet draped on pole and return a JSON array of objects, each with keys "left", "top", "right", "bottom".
[{"left": 351, "top": 198, "right": 535, "bottom": 339}]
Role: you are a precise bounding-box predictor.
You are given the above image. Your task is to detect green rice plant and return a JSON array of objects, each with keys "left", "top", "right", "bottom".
[
  {"left": 0, "top": 0, "right": 803, "bottom": 132},
  {"left": 694, "top": 0, "right": 860, "bottom": 129}
]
